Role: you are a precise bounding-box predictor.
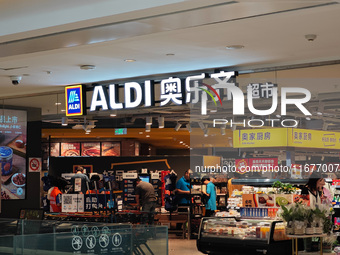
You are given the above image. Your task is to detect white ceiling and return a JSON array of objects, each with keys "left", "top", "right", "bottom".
[{"left": 0, "top": 0, "right": 340, "bottom": 117}]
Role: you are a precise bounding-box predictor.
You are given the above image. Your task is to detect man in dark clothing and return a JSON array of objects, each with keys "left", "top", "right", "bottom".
[
  {"left": 70, "top": 166, "right": 90, "bottom": 194},
  {"left": 135, "top": 177, "right": 157, "bottom": 224}
]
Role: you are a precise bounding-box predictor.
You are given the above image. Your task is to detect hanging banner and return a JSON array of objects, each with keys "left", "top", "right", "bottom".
[
  {"left": 233, "top": 128, "right": 287, "bottom": 148},
  {"left": 288, "top": 128, "right": 340, "bottom": 149}
]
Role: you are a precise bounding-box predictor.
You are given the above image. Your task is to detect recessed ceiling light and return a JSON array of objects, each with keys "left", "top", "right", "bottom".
[
  {"left": 146, "top": 135, "right": 150, "bottom": 138},
  {"left": 61, "top": 109, "right": 66, "bottom": 112},
  {"left": 316, "top": 112, "right": 323, "bottom": 116},
  {"left": 124, "top": 59, "right": 136, "bottom": 62},
  {"left": 80, "top": 65, "right": 96, "bottom": 70},
  {"left": 139, "top": 132, "right": 143, "bottom": 134},
  {"left": 225, "top": 45, "right": 244, "bottom": 50},
  {"left": 110, "top": 113, "right": 117, "bottom": 117},
  {"left": 55, "top": 102, "right": 61, "bottom": 105}
]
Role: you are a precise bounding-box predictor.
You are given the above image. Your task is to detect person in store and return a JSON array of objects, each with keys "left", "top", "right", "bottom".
[
  {"left": 134, "top": 177, "right": 157, "bottom": 224},
  {"left": 202, "top": 176, "right": 217, "bottom": 217},
  {"left": 301, "top": 172, "right": 329, "bottom": 207},
  {"left": 176, "top": 169, "right": 193, "bottom": 206},
  {"left": 48, "top": 177, "right": 64, "bottom": 213},
  {"left": 70, "top": 166, "right": 90, "bottom": 194}
]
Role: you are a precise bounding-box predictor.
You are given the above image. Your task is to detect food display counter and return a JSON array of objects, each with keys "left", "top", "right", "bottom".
[{"left": 197, "top": 217, "right": 291, "bottom": 255}]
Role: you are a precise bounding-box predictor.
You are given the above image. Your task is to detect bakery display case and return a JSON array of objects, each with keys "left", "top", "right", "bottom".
[{"left": 197, "top": 217, "right": 292, "bottom": 255}]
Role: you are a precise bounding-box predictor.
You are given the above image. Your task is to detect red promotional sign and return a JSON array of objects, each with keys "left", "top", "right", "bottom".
[
  {"left": 248, "top": 158, "right": 278, "bottom": 170},
  {"left": 235, "top": 158, "right": 278, "bottom": 174},
  {"left": 235, "top": 159, "right": 249, "bottom": 174}
]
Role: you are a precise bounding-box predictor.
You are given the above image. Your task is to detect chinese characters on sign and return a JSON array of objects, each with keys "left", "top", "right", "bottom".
[{"left": 241, "top": 132, "right": 271, "bottom": 141}]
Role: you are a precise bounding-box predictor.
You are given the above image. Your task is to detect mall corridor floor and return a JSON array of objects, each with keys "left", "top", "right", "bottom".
[{"left": 169, "top": 238, "right": 202, "bottom": 255}]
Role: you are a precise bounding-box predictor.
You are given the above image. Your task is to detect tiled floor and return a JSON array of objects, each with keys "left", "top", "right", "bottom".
[{"left": 169, "top": 238, "right": 203, "bottom": 255}]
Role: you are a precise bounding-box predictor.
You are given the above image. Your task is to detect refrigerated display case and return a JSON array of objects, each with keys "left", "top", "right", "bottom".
[{"left": 197, "top": 217, "right": 291, "bottom": 255}]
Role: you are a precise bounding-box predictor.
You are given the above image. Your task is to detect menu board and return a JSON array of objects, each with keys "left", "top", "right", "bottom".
[
  {"left": 50, "top": 143, "right": 60, "bottom": 157},
  {"left": 101, "top": 142, "right": 120, "bottom": 156},
  {"left": 61, "top": 143, "right": 80, "bottom": 156},
  {"left": 0, "top": 109, "right": 27, "bottom": 200},
  {"left": 81, "top": 142, "right": 100, "bottom": 156}
]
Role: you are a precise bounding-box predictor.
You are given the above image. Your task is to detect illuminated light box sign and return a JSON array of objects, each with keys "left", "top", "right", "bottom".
[
  {"left": 0, "top": 109, "right": 27, "bottom": 200},
  {"left": 89, "top": 71, "right": 311, "bottom": 123},
  {"left": 115, "top": 128, "right": 127, "bottom": 135},
  {"left": 235, "top": 158, "right": 278, "bottom": 174},
  {"left": 233, "top": 128, "right": 288, "bottom": 148},
  {"left": 234, "top": 128, "right": 340, "bottom": 150},
  {"left": 65, "top": 85, "right": 85, "bottom": 116},
  {"left": 288, "top": 128, "right": 340, "bottom": 149}
]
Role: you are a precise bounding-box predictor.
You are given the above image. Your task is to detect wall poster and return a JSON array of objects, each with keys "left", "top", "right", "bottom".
[
  {"left": 50, "top": 143, "right": 60, "bottom": 157},
  {"left": 61, "top": 143, "right": 80, "bottom": 156},
  {"left": 81, "top": 142, "right": 100, "bottom": 156},
  {"left": 101, "top": 142, "right": 120, "bottom": 156},
  {"left": 0, "top": 109, "right": 27, "bottom": 200}
]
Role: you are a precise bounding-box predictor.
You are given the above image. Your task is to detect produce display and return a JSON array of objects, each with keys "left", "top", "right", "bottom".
[{"left": 201, "top": 218, "right": 288, "bottom": 241}]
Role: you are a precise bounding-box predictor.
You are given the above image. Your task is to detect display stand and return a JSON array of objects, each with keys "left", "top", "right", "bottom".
[{"left": 287, "top": 234, "right": 327, "bottom": 255}]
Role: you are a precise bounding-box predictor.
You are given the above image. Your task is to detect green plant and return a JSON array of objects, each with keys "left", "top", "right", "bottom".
[
  {"left": 280, "top": 205, "right": 293, "bottom": 222},
  {"left": 323, "top": 234, "right": 337, "bottom": 245},
  {"left": 291, "top": 203, "right": 306, "bottom": 221},
  {"left": 272, "top": 181, "right": 296, "bottom": 194},
  {"left": 305, "top": 208, "right": 314, "bottom": 226}
]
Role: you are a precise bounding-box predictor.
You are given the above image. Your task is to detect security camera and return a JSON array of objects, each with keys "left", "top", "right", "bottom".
[
  {"left": 10, "top": 76, "right": 22, "bottom": 85},
  {"left": 305, "top": 34, "right": 317, "bottom": 42}
]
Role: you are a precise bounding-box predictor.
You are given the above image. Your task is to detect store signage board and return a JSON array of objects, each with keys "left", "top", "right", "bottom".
[
  {"left": 122, "top": 173, "right": 137, "bottom": 179},
  {"left": 65, "top": 85, "right": 85, "bottom": 116},
  {"left": 151, "top": 173, "right": 159, "bottom": 179},
  {"left": 115, "top": 128, "right": 127, "bottom": 135},
  {"left": 288, "top": 128, "right": 340, "bottom": 149},
  {"left": 233, "top": 128, "right": 287, "bottom": 148},
  {"left": 89, "top": 71, "right": 311, "bottom": 122}
]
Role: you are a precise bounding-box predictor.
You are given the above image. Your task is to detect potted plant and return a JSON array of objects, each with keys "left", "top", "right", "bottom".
[
  {"left": 279, "top": 205, "right": 294, "bottom": 234},
  {"left": 312, "top": 207, "right": 324, "bottom": 234},
  {"left": 305, "top": 208, "right": 315, "bottom": 235},
  {"left": 291, "top": 203, "right": 306, "bottom": 235},
  {"left": 322, "top": 234, "right": 337, "bottom": 253}
]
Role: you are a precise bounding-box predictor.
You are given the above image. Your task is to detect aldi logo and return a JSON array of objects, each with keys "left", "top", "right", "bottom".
[{"left": 65, "top": 85, "right": 84, "bottom": 116}]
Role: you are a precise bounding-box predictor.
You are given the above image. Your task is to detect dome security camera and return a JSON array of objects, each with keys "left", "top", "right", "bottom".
[
  {"left": 10, "top": 76, "right": 22, "bottom": 85},
  {"left": 305, "top": 34, "right": 317, "bottom": 42}
]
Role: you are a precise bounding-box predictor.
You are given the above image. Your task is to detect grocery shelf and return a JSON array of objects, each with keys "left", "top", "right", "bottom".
[{"left": 231, "top": 179, "right": 308, "bottom": 186}]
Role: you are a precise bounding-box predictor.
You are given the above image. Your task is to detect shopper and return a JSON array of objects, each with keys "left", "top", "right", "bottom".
[
  {"left": 301, "top": 172, "right": 327, "bottom": 208},
  {"left": 202, "top": 176, "right": 217, "bottom": 217},
  {"left": 135, "top": 177, "right": 157, "bottom": 224},
  {"left": 70, "top": 166, "right": 90, "bottom": 194},
  {"left": 176, "top": 169, "right": 192, "bottom": 206}
]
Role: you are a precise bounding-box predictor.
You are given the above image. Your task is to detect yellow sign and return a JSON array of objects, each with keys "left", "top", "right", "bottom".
[
  {"left": 287, "top": 128, "right": 340, "bottom": 149},
  {"left": 233, "top": 128, "right": 287, "bottom": 148},
  {"left": 233, "top": 128, "right": 340, "bottom": 149}
]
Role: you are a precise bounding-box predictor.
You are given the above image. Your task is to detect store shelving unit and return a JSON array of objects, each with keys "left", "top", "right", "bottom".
[{"left": 197, "top": 217, "right": 291, "bottom": 255}]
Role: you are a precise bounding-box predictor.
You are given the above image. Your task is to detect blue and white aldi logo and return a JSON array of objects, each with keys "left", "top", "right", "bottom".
[{"left": 65, "top": 85, "right": 84, "bottom": 116}]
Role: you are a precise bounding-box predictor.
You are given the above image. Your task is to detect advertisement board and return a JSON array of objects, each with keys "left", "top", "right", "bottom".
[{"left": 0, "top": 109, "right": 27, "bottom": 200}]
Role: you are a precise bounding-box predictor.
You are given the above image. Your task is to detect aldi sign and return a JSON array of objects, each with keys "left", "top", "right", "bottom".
[{"left": 65, "top": 85, "right": 85, "bottom": 116}]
